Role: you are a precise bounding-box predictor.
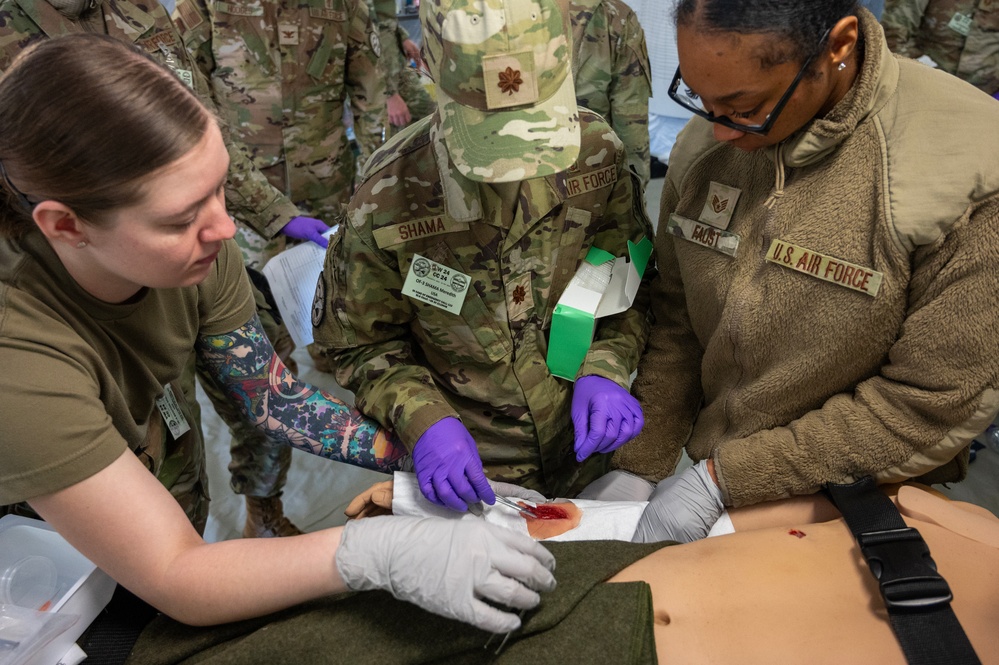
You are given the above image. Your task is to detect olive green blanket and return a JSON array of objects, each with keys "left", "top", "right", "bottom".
[{"left": 126, "top": 540, "right": 668, "bottom": 665}]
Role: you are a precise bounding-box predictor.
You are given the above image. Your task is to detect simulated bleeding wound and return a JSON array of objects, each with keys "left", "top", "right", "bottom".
[
  {"left": 788, "top": 529, "right": 807, "bottom": 539},
  {"left": 521, "top": 501, "right": 582, "bottom": 540},
  {"left": 528, "top": 504, "right": 569, "bottom": 520}
]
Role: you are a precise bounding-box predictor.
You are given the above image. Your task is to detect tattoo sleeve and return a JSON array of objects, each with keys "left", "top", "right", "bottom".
[{"left": 195, "top": 314, "right": 406, "bottom": 472}]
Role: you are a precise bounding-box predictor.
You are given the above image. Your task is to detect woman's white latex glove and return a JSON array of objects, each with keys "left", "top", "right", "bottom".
[{"left": 335, "top": 515, "right": 556, "bottom": 633}]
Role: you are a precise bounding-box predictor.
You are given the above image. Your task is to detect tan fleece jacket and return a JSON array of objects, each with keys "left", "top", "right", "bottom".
[{"left": 616, "top": 10, "right": 999, "bottom": 507}]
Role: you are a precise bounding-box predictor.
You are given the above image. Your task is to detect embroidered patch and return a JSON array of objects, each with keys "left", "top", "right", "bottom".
[
  {"left": 507, "top": 272, "right": 534, "bottom": 321},
  {"left": 483, "top": 50, "right": 537, "bottom": 110},
  {"left": 666, "top": 214, "right": 740, "bottom": 258},
  {"left": 765, "top": 239, "right": 883, "bottom": 297},
  {"left": 698, "top": 181, "right": 741, "bottom": 230},
  {"left": 372, "top": 216, "right": 469, "bottom": 248},
  {"left": 369, "top": 30, "right": 381, "bottom": 57},
  {"left": 309, "top": 7, "right": 346, "bottom": 20},
  {"left": 278, "top": 23, "right": 299, "bottom": 45},
  {"left": 311, "top": 272, "right": 326, "bottom": 328},
  {"left": 564, "top": 165, "right": 617, "bottom": 197},
  {"left": 175, "top": 0, "right": 204, "bottom": 30},
  {"left": 138, "top": 31, "right": 177, "bottom": 54},
  {"left": 215, "top": 0, "right": 263, "bottom": 16}
]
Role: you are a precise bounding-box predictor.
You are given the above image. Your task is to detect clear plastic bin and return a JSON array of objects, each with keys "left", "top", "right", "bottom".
[{"left": 0, "top": 516, "right": 115, "bottom": 665}]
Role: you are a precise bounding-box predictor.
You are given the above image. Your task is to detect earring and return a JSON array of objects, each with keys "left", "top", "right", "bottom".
[
  {"left": 76, "top": 241, "right": 88, "bottom": 248},
  {"left": 837, "top": 62, "right": 847, "bottom": 71}
]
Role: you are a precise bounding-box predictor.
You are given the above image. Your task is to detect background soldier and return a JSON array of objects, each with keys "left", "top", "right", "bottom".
[
  {"left": 173, "top": 0, "right": 387, "bottom": 273},
  {"left": 368, "top": 0, "right": 435, "bottom": 139},
  {"left": 882, "top": 0, "right": 999, "bottom": 95},
  {"left": 570, "top": 0, "right": 653, "bottom": 186}
]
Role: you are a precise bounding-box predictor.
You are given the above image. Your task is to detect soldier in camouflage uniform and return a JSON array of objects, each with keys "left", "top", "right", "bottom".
[
  {"left": 313, "top": 0, "right": 653, "bottom": 502},
  {"left": 367, "top": 0, "right": 434, "bottom": 139},
  {"left": 569, "top": 0, "right": 652, "bottom": 186},
  {"left": 173, "top": 0, "right": 386, "bottom": 270},
  {"left": 882, "top": 0, "right": 999, "bottom": 95},
  {"left": 0, "top": 0, "right": 315, "bottom": 537}
]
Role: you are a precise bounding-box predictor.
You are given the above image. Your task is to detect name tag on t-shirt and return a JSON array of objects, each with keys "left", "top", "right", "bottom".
[{"left": 156, "top": 384, "right": 192, "bottom": 440}]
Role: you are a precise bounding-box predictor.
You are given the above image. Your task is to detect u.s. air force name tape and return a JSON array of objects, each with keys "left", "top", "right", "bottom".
[
  {"left": 765, "top": 239, "right": 883, "bottom": 297},
  {"left": 546, "top": 238, "right": 653, "bottom": 381}
]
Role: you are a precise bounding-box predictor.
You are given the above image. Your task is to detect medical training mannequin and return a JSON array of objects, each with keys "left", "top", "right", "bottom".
[
  {"left": 347, "top": 478, "right": 999, "bottom": 662},
  {"left": 613, "top": 486, "right": 999, "bottom": 663},
  {"left": 0, "top": 34, "right": 554, "bottom": 634}
]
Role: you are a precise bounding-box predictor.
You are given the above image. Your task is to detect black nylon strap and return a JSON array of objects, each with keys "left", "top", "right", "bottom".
[{"left": 825, "top": 477, "right": 981, "bottom": 665}]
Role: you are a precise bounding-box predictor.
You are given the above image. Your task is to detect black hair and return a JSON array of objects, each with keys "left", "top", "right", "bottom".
[{"left": 673, "top": 0, "right": 860, "bottom": 71}]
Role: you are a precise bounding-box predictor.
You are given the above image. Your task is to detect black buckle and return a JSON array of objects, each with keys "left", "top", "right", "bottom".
[{"left": 857, "top": 527, "right": 953, "bottom": 611}]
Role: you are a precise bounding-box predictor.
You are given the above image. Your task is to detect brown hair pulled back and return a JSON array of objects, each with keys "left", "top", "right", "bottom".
[{"left": 0, "top": 33, "right": 211, "bottom": 238}]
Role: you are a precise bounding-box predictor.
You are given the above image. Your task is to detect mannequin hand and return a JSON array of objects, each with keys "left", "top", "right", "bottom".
[
  {"left": 413, "top": 417, "right": 495, "bottom": 511},
  {"left": 571, "top": 375, "right": 644, "bottom": 461},
  {"left": 336, "top": 515, "right": 556, "bottom": 633},
  {"left": 344, "top": 479, "right": 395, "bottom": 519},
  {"left": 387, "top": 93, "right": 412, "bottom": 127},
  {"left": 280, "top": 216, "right": 330, "bottom": 247},
  {"left": 632, "top": 461, "right": 724, "bottom": 544}
]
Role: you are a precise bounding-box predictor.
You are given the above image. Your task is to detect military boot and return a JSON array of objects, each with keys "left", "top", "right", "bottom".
[{"left": 243, "top": 493, "right": 303, "bottom": 538}]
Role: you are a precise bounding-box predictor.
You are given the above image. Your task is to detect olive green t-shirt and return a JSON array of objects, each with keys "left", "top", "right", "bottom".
[{"left": 0, "top": 231, "right": 254, "bottom": 505}]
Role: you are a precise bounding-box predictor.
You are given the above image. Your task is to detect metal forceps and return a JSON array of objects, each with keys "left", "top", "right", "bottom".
[{"left": 492, "top": 495, "right": 540, "bottom": 519}]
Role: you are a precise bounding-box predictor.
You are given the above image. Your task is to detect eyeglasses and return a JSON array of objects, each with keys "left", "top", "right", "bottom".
[{"left": 668, "top": 28, "right": 832, "bottom": 136}]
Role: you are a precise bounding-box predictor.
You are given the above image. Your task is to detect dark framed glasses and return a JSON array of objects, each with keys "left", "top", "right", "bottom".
[{"left": 668, "top": 28, "right": 832, "bottom": 136}]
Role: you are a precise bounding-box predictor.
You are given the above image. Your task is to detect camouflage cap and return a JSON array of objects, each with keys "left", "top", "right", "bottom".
[{"left": 420, "top": 0, "right": 580, "bottom": 182}]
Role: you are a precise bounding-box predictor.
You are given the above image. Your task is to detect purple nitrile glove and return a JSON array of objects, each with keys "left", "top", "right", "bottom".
[
  {"left": 993, "top": 90, "right": 999, "bottom": 101},
  {"left": 572, "top": 375, "right": 644, "bottom": 462},
  {"left": 412, "top": 417, "right": 495, "bottom": 511},
  {"left": 281, "top": 216, "right": 330, "bottom": 248}
]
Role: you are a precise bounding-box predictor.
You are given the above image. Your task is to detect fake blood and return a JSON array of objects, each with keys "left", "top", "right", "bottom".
[
  {"left": 527, "top": 504, "right": 570, "bottom": 520},
  {"left": 788, "top": 528, "right": 806, "bottom": 538}
]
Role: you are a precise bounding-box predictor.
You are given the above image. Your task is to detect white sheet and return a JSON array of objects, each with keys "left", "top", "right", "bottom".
[{"left": 391, "top": 471, "right": 647, "bottom": 542}]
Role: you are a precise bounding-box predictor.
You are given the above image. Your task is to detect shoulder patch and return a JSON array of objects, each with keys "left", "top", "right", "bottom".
[
  {"left": 311, "top": 272, "right": 326, "bottom": 328},
  {"left": 174, "top": 0, "right": 204, "bottom": 32}
]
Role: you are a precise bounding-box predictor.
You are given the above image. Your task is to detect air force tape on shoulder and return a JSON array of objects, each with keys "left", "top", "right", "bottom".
[{"left": 546, "top": 238, "right": 653, "bottom": 380}]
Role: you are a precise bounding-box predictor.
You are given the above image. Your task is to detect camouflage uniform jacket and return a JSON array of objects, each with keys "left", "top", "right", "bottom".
[
  {"left": 570, "top": 0, "right": 652, "bottom": 185},
  {"left": 0, "top": 0, "right": 302, "bottom": 240},
  {"left": 882, "top": 0, "right": 999, "bottom": 94},
  {"left": 368, "top": 0, "right": 401, "bottom": 96},
  {"left": 313, "top": 110, "right": 653, "bottom": 496},
  {"left": 173, "top": 0, "right": 385, "bottom": 219}
]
